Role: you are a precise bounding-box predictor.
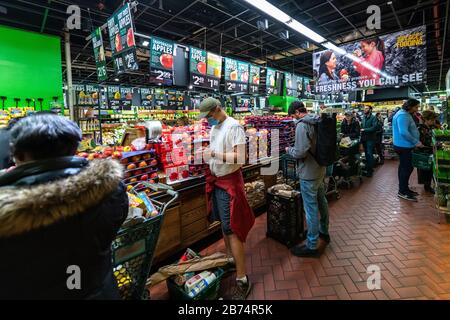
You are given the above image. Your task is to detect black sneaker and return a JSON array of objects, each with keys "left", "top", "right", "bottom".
[
  {"left": 231, "top": 277, "right": 252, "bottom": 300},
  {"left": 398, "top": 192, "right": 418, "bottom": 202},
  {"left": 290, "top": 244, "right": 320, "bottom": 257},
  {"left": 407, "top": 189, "right": 419, "bottom": 196},
  {"left": 320, "top": 232, "right": 331, "bottom": 244}
]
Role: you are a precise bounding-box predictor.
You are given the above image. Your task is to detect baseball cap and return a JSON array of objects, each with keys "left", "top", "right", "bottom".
[{"left": 197, "top": 97, "right": 221, "bottom": 119}]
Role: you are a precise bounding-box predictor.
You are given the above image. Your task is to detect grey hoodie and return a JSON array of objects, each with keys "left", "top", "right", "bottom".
[{"left": 287, "top": 114, "right": 326, "bottom": 181}]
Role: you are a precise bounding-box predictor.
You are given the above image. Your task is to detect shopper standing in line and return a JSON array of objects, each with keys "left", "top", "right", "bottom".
[
  {"left": 198, "top": 97, "right": 254, "bottom": 300},
  {"left": 393, "top": 98, "right": 423, "bottom": 201},
  {"left": 0, "top": 113, "right": 128, "bottom": 299},
  {"left": 341, "top": 111, "right": 360, "bottom": 140},
  {"left": 286, "top": 101, "right": 330, "bottom": 258},
  {"left": 360, "top": 105, "right": 378, "bottom": 177},
  {"left": 417, "top": 110, "right": 437, "bottom": 194}
]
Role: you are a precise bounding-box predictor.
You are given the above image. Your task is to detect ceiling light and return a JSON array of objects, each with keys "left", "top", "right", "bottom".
[
  {"left": 323, "top": 42, "right": 346, "bottom": 55},
  {"left": 243, "top": 0, "right": 325, "bottom": 43},
  {"left": 142, "top": 40, "right": 149, "bottom": 46},
  {"left": 114, "top": 78, "right": 119, "bottom": 82}
]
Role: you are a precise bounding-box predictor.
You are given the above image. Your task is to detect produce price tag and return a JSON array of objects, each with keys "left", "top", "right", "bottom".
[
  {"left": 107, "top": 85, "right": 121, "bottom": 110},
  {"left": 91, "top": 27, "right": 107, "bottom": 81},
  {"left": 224, "top": 58, "right": 249, "bottom": 93},
  {"left": 189, "top": 47, "right": 222, "bottom": 90},
  {"left": 249, "top": 65, "right": 260, "bottom": 94},
  {"left": 140, "top": 88, "right": 152, "bottom": 108},
  {"left": 107, "top": 3, "right": 139, "bottom": 73},
  {"left": 266, "top": 67, "right": 278, "bottom": 95},
  {"left": 150, "top": 37, "right": 174, "bottom": 85}
]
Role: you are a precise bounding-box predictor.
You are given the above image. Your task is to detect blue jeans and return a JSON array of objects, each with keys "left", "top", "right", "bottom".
[
  {"left": 300, "top": 178, "right": 329, "bottom": 250},
  {"left": 212, "top": 187, "right": 233, "bottom": 235},
  {"left": 363, "top": 140, "right": 375, "bottom": 174}
]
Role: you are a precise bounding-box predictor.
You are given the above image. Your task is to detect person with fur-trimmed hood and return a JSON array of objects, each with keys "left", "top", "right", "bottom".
[{"left": 0, "top": 113, "right": 128, "bottom": 299}]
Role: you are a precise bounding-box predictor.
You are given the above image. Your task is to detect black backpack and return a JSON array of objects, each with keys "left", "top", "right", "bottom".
[{"left": 301, "top": 114, "right": 337, "bottom": 167}]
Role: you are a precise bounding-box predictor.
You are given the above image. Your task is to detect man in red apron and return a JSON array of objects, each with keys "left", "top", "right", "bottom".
[{"left": 198, "top": 97, "right": 255, "bottom": 300}]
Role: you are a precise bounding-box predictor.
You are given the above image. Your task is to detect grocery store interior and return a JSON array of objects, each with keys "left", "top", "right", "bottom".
[{"left": 1, "top": 0, "right": 450, "bottom": 301}]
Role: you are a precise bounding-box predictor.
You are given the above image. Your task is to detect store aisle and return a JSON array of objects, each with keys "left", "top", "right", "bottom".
[{"left": 150, "top": 160, "right": 450, "bottom": 300}]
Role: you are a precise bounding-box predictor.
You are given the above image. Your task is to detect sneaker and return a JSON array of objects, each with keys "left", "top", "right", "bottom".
[
  {"left": 398, "top": 192, "right": 418, "bottom": 202},
  {"left": 319, "top": 232, "right": 331, "bottom": 244},
  {"left": 290, "top": 244, "right": 320, "bottom": 257},
  {"left": 407, "top": 189, "right": 419, "bottom": 196},
  {"left": 231, "top": 277, "right": 252, "bottom": 300}
]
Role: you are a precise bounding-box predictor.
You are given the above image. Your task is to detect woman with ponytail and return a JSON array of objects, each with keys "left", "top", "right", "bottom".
[{"left": 353, "top": 37, "right": 385, "bottom": 84}]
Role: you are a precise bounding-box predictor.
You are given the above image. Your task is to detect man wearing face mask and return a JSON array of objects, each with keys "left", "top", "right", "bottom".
[
  {"left": 198, "top": 97, "right": 255, "bottom": 300},
  {"left": 360, "top": 105, "right": 378, "bottom": 177}
]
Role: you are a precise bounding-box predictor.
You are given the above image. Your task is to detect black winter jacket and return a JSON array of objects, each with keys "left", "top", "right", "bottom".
[
  {"left": 0, "top": 157, "right": 128, "bottom": 299},
  {"left": 340, "top": 118, "right": 360, "bottom": 140}
]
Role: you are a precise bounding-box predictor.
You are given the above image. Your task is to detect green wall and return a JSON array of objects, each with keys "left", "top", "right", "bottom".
[{"left": 0, "top": 25, "right": 63, "bottom": 110}]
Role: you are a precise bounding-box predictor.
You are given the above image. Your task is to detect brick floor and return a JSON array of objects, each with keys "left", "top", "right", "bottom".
[{"left": 150, "top": 160, "right": 450, "bottom": 300}]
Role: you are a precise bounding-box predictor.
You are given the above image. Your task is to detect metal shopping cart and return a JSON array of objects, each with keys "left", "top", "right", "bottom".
[{"left": 111, "top": 182, "right": 178, "bottom": 300}]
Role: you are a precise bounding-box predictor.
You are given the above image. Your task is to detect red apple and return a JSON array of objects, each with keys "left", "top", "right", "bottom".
[
  {"left": 127, "top": 163, "right": 136, "bottom": 170},
  {"left": 149, "top": 180, "right": 155, "bottom": 184},
  {"left": 160, "top": 53, "right": 173, "bottom": 69},
  {"left": 181, "top": 170, "right": 189, "bottom": 179},
  {"left": 126, "top": 28, "right": 135, "bottom": 47},
  {"left": 115, "top": 33, "right": 122, "bottom": 52},
  {"left": 135, "top": 170, "right": 142, "bottom": 176},
  {"left": 150, "top": 159, "right": 158, "bottom": 166},
  {"left": 169, "top": 172, "right": 178, "bottom": 181},
  {"left": 140, "top": 174, "right": 148, "bottom": 181},
  {"left": 116, "top": 146, "right": 124, "bottom": 152},
  {"left": 197, "top": 61, "right": 206, "bottom": 75},
  {"left": 103, "top": 150, "right": 112, "bottom": 157},
  {"left": 139, "top": 161, "right": 147, "bottom": 168},
  {"left": 112, "top": 151, "right": 122, "bottom": 159},
  {"left": 150, "top": 172, "right": 158, "bottom": 179}
]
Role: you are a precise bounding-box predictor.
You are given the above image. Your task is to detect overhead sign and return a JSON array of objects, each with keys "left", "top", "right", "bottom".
[
  {"left": 285, "top": 73, "right": 303, "bottom": 97},
  {"left": 224, "top": 58, "right": 249, "bottom": 93},
  {"left": 266, "top": 67, "right": 278, "bottom": 95},
  {"left": 140, "top": 87, "right": 152, "bottom": 108},
  {"left": 189, "top": 47, "right": 222, "bottom": 90},
  {"left": 150, "top": 37, "right": 174, "bottom": 85},
  {"left": 107, "top": 85, "right": 121, "bottom": 110},
  {"left": 107, "top": 3, "right": 139, "bottom": 74},
  {"left": 313, "top": 26, "right": 426, "bottom": 93},
  {"left": 249, "top": 65, "right": 261, "bottom": 95},
  {"left": 91, "top": 27, "right": 107, "bottom": 81}
]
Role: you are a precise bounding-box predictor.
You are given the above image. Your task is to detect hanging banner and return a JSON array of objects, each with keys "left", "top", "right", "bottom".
[
  {"left": 107, "top": 3, "right": 139, "bottom": 74},
  {"left": 107, "top": 85, "right": 121, "bottom": 110},
  {"left": 285, "top": 73, "right": 303, "bottom": 97},
  {"left": 266, "top": 68, "right": 278, "bottom": 95},
  {"left": 303, "top": 77, "right": 313, "bottom": 98},
  {"left": 140, "top": 88, "right": 153, "bottom": 108},
  {"left": 189, "top": 47, "right": 222, "bottom": 90},
  {"left": 249, "top": 65, "right": 261, "bottom": 95},
  {"left": 91, "top": 28, "right": 107, "bottom": 81},
  {"left": 313, "top": 26, "right": 426, "bottom": 93},
  {"left": 120, "top": 87, "right": 133, "bottom": 110},
  {"left": 150, "top": 37, "right": 174, "bottom": 85},
  {"left": 85, "top": 84, "right": 100, "bottom": 106},
  {"left": 224, "top": 58, "right": 249, "bottom": 93}
]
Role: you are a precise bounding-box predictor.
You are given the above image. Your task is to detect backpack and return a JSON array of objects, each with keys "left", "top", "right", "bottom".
[{"left": 300, "top": 114, "right": 337, "bottom": 167}]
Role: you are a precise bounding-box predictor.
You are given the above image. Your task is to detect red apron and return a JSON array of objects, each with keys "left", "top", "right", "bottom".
[{"left": 205, "top": 169, "right": 255, "bottom": 242}]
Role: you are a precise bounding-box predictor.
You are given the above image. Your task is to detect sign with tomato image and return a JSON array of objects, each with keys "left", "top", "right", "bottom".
[
  {"left": 266, "top": 68, "right": 278, "bottom": 95},
  {"left": 249, "top": 65, "right": 261, "bottom": 94},
  {"left": 107, "top": 3, "right": 138, "bottom": 74},
  {"left": 91, "top": 27, "right": 107, "bottom": 81},
  {"left": 150, "top": 37, "right": 174, "bottom": 85},
  {"left": 225, "top": 58, "right": 249, "bottom": 93}
]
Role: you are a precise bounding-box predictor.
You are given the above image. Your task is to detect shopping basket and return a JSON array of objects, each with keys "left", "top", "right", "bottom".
[
  {"left": 111, "top": 182, "right": 178, "bottom": 300},
  {"left": 412, "top": 150, "right": 433, "bottom": 170},
  {"left": 280, "top": 153, "right": 298, "bottom": 185}
]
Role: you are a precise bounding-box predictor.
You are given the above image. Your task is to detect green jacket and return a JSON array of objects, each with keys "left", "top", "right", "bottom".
[{"left": 361, "top": 113, "right": 378, "bottom": 142}]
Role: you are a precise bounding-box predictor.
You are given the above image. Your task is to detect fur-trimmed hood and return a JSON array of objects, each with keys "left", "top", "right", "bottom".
[{"left": 0, "top": 159, "right": 124, "bottom": 238}]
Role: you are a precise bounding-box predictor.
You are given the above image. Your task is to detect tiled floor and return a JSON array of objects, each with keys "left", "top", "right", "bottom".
[{"left": 150, "top": 160, "right": 450, "bottom": 300}]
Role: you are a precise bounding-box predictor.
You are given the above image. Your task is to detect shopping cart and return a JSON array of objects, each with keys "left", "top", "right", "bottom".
[
  {"left": 111, "top": 182, "right": 178, "bottom": 300},
  {"left": 333, "top": 140, "right": 363, "bottom": 189}
]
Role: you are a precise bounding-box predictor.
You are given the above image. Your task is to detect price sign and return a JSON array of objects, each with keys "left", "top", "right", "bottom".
[
  {"left": 107, "top": 3, "right": 139, "bottom": 74},
  {"left": 91, "top": 27, "right": 107, "bottom": 81},
  {"left": 150, "top": 37, "right": 174, "bottom": 85},
  {"left": 107, "top": 85, "right": 121, "bottom": 110},
  {"left": 249, "top": 65, "right": 261, "bottom": 94},
  {"left": 140, "top": 88, "right": 152, "bottom": 108},
  {"left": 189, "top": 47, "right": 222, "bottom": 90},
  {"left": 266, "top": 68, "right": 278, "bottom": 95},
  {"left": 224, "top": 58, "right": 249, "bottom": 93}
]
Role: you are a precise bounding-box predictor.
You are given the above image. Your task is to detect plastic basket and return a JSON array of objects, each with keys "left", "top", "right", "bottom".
[
  {"left": 167, "top": 268, "right": 224, "bottom": 300},
  {"left": 112, "top": 215, "right": 163, "bottom": 300},
  {"left": 281, "top": 154, "right": 298, "bottom": 182},
  {"left": 412, "top": 151, "right": 432, "bottom": 170}
]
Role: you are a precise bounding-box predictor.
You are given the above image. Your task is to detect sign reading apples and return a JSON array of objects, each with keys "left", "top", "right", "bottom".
[
  {"left": 107, "top": 3, "right": 138, "bottom": 74},
  {"left": 224, "top": 58, "right": 249, "bottom": 93},
  {"left": 150, "top": 37, "right": 175, "bottom": 85}
]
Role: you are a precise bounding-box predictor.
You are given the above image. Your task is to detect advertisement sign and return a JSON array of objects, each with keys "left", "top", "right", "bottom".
[
  {"left": 120, "top": 87, "right": 133, "bottom": 110},
  {"left": 140, "top": 88, "right": 152, "bottom": 108},
  {"left": 303, "top": 77, "right": 313, "bottom": 98},
  {"left": 249, "top": 65, "right": 261, "bottom": 95},
  {"left": 107, "top": 3, "right": 139, "bottom": 74},
  {"left": 189, "top": 47, "right": 221, "bottom": 90},
  {"left": 91, "top": 28, "right": 107, "bottom": 81},
  {"left": 224, "top": 58, "right": 249, "bottom": 93},
  {"left": 150, "top": 37, "right": 174, "bottom": 85},
  {"left": 285, "top": 73, "right": 303, "bottom": 97},
  {"left": 107, "top": 85, "right": 121, "bottom": 110},
  {"left": 266, "top": 68, "right": 278, "bottom": 95},
  {"left": 313, "top": 26, "right": 426, "bottom": 93},
  {"left": 85, "top": 84, "right": 100, "bottom": 106}
]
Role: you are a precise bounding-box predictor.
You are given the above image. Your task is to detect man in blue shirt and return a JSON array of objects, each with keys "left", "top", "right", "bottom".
[{"left": 392, "top": 99, "right": 424, "bottom": 201}]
